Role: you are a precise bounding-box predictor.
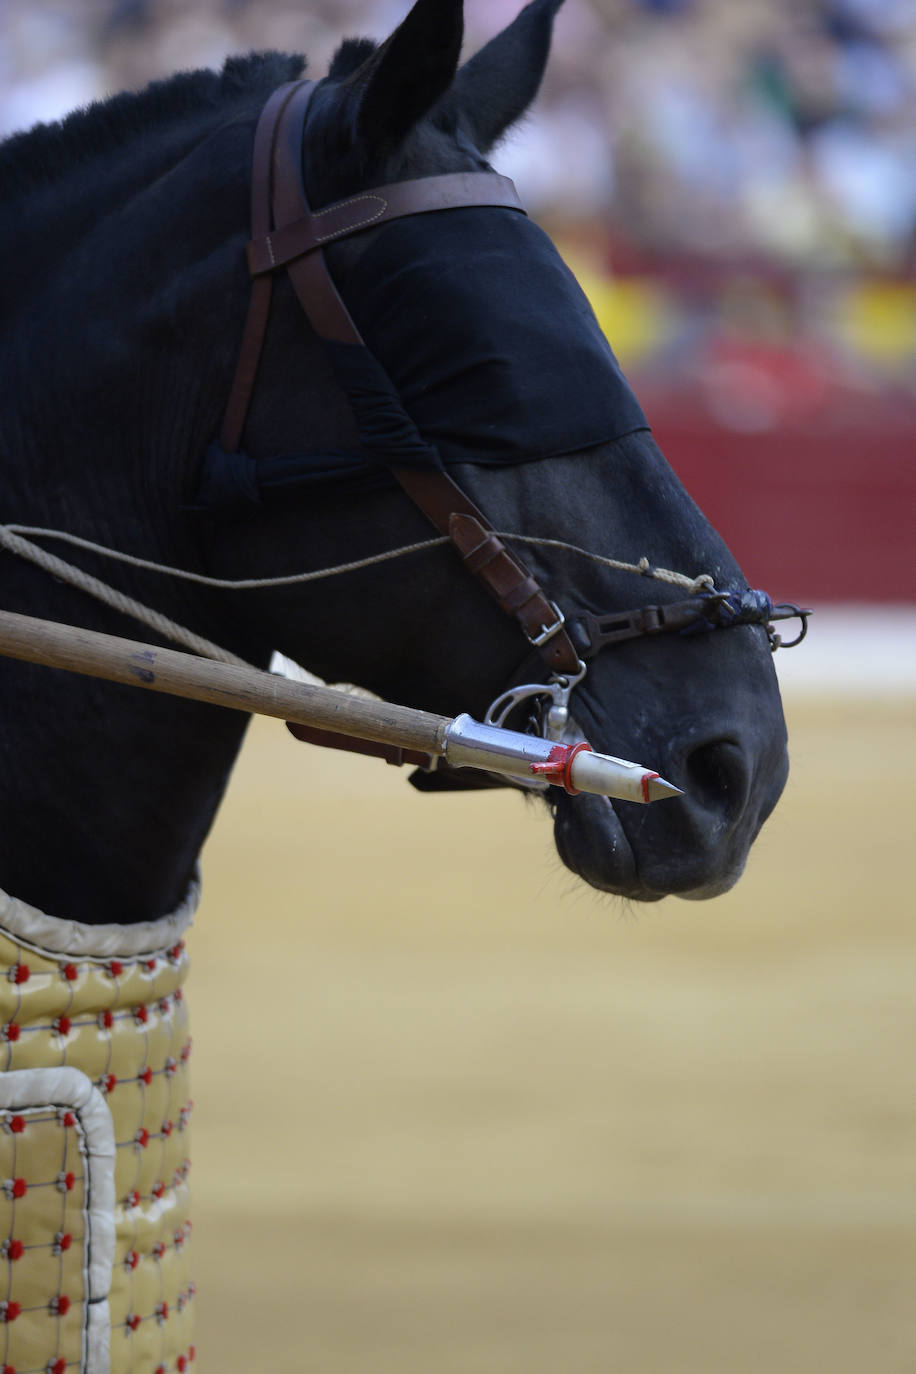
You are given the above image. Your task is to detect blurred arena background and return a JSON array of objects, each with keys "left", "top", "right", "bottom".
[
  {"left": 2, "top": 1, "right": 914, "bottom": 1370},
  {"left": 3, "top": 0, "right": 915, "bottom": 602}
]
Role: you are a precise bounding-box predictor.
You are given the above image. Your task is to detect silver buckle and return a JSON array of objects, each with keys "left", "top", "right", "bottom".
[{"left": 527, "top": 601, "right": 566, "bottom": 647}]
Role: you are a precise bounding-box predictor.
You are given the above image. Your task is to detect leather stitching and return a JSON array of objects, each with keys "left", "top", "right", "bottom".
[{"left": 312, "top": 195, "right": 389, "bottom": 242}]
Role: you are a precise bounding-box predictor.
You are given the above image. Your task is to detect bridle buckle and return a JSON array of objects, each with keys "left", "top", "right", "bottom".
[{"left": 526, "top": 601, "right": 566, "bottom": 648}]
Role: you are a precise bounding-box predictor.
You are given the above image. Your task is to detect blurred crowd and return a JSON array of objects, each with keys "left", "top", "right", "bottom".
[{"left": 1, "top": 0, "right": 915, "bottom": 270}]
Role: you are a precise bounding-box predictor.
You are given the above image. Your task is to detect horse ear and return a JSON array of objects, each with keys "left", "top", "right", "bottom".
[
  {"left": 449, "top": 0, "right": 566, "bottom": 152},
  {"left": 352, "top": 0, "right": 464, "bottom": 152}
]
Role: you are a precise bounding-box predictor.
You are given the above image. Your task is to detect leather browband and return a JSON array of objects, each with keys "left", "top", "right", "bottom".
[
  {"left": 247, "top": 171, "right": 525, "bottom": 275},
  {"left": 221, "top": 79, "right": 582, "bottom": 680}
]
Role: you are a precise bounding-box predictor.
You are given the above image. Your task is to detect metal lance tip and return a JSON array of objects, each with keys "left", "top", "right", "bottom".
[
  {"left": 442, "top": 717, "right": 688, "bottom": 805},
  {"left": 644, "top": 776, "right": 685, "bottom": 802}
]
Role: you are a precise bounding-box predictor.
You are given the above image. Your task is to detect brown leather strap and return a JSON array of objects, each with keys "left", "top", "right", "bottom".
[
  {"left": 574, "top": 597, "right": 728, "bottom": 656},
  {"left": 270, "top": 82, "right": 365, "bottom": 344},
  {"left": 392, "top": 474, "right": 581, "bottom": 676},
  {"left": 248, "top": 172, "right": 524, "bottom": 275},
  {"left": 286, "top": 721, "right": 434, "bottom": 769},
  {"left": 220, "top": 81, "right": 305, "bottom": 454}
]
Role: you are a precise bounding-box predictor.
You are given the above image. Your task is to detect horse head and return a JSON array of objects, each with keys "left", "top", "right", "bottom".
[{"left": 212, "top": 0, "right": 790, "bottom": 903}]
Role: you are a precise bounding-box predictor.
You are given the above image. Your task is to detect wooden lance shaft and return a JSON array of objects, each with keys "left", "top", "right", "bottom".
[
  {"left": 0, "top": 610, "right": 683, "bottom": 802},
  {"left": 0, "top": 609, "right": 450, "bottom": 756}
]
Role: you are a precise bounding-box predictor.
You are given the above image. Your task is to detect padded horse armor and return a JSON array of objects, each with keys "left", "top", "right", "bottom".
[{"left": 0, "top": 884, "right": 196, "bottom": 1374}]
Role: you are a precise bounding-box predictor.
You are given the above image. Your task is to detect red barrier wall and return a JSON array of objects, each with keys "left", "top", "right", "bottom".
[{"left": 643, "top": 391, "right": 915, "bottom": 604}]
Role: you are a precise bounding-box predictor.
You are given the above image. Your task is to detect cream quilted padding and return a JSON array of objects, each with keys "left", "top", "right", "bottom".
[{"left": 0, "top": 884, "right": 197, "bottom": 1374}]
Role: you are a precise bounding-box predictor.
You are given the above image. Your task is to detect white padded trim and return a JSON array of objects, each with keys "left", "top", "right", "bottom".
[
  {"left": 86, "top": 1298, "right": 112, "bottom": 1374},
  {"left": 0, "top": 1066, "right": 116, "bottom": 1373},
  {"left": 0, "top": 869, "right": 199, "bottom": 961}
]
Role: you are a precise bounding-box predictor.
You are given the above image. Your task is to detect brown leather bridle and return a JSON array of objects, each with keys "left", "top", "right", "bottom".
[
  {"left": 221, "top": 80, "right": 582, "bottom": 676},
  {"left": 219, "top": 79, "right": 808, "bottom": 778}
]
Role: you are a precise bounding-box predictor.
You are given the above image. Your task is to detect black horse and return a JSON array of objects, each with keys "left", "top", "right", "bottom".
[{"left": 0, "top": 0, "right": 788, "bottom": 926}]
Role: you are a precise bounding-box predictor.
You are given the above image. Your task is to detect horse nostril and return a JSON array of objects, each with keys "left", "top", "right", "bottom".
[{"left": 683, "top": 738, "right": 750, "bottom": 814}]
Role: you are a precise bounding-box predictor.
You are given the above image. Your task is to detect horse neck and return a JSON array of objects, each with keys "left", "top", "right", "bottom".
[
  {"left": 0, "top": 101, "right": 262, "bottom": 499},
  {"left": 0, "top": 600, "right": 255, "bottom": 926},
  {"left": 0, "top": 98, "right": 272, "bottom": 924}
]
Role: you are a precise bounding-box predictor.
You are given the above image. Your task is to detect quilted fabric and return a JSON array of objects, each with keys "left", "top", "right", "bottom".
[{"left": 0, "top": 885, "right": 197, "bottom": 1374}]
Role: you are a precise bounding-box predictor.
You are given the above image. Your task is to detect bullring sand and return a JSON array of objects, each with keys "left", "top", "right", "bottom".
[{"left": 188, "top": 684, "right": 915, "bottom": 1373}]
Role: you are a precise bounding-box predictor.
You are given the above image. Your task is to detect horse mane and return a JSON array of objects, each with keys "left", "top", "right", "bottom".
[{"left": 0, "top": 51, "right": 307, "bottom": 201}]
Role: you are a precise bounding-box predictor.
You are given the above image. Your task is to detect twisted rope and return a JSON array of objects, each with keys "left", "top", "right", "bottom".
[
  {"left": 496, "top": 534, "right": 715, "bottom": 594},
  {"left": 1, "top": 523, "right": 717, "bottom": 595},
  {"left": 0, "top": 520, "right": 722, "bottom": 682},
  {"left": 0, "top": 526, "right": 250, "bottom": 667}
]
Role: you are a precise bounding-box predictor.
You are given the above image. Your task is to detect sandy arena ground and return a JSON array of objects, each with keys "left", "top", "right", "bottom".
[{"left": 188, "top": 684, "right": 915, "bottom": 1373}]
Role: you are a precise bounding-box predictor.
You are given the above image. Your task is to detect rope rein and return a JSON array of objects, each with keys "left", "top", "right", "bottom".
[
  {"left": 0, "top": 522, "right": 717, "bottom": 596},
  {"left": 0, "top": 524, "right": 250, "bottom": 665},
  {"left": 0, "top": 520, "right": 805, "bottom": 672},
  {"left": 0, "top": 519, "right": 718, "bottom": 673}
]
